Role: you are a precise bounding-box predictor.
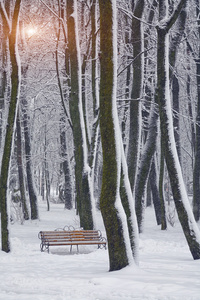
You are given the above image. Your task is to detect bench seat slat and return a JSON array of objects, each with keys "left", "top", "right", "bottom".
[
  {"left": 44, "top": 238, "right": 102, "bottom": 242},
  {"left": 46, "top": 241, "right": 106, "bottom": 246}
]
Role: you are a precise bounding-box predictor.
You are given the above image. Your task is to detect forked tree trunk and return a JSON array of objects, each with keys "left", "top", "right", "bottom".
[
  {"left": 99, "top": 0, "right": 137, "bottom": 271},
  {"left": 131, "top": 0, "right": 159, "bottom": 231},
  {"left": 135, "top": 103, "right": 158, "bottom": 232},
  {"left": 157, "top": 0, "right": 200, "bottom": 260}
]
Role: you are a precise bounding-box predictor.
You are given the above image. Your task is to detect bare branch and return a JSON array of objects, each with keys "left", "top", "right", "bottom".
[{"left": 0, "top": 0, "right": 11, "bottom": 32}]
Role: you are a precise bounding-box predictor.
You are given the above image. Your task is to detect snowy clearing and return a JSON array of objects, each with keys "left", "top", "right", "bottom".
[{"left": 1, "top": 203, "right": 200, "bottom": 300}]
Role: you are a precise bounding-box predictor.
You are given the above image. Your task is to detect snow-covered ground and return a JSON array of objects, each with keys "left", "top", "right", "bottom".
[{"left": 1, "top": 202, "right": 200, "bottom": 300}]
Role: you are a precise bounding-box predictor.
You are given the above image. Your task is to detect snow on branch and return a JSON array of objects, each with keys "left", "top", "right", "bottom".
[
  {"left": 118, "top": 6, "right": 156, "bottom": 28},
  {"left": 0, "top": 0, "right": 11, "bottom": 32},
  {"left": 39, "top": 0, "right": 68, "bottom": 41},
  {"left": 117, "top": 46, "right": 154, "bottom": 77},
  {"left": 159, "top": 0, "right": 187, "bottom": 32}
]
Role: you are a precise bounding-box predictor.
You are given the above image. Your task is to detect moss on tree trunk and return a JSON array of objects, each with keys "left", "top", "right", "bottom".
[
  {"left": 0, "top": 0, "right": 22, "bottom": 252},
  {"left": 67, "top": 0, "right": 93, "bottom": 230},
  {"left": 99, "top": 0, "right": 130, "bottom": 271}
]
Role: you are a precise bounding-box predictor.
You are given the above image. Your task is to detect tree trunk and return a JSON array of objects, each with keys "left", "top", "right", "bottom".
[
  {"left": 89, "top": 0, "right": 100, "bottom": 171},
  {"left": 121, "top": 13, "right": 131, "bottom": 149},
  {"left": 60, "top": 116, "right": 73, "bottom": 210},
  {"left": 16, "top": 108, "right": 29, "bottom": 220},
  {"left": 169, "top": 5, "right": 187, "bottom": 161},
  {"left": 41, "top": 163, "right": 45, "bottom": 201},
  {"left": 186, "top": 72, "right": 195, "bottom": 159},
  {"left": 127, "top": 0, "right": 144, "bottom": 191},
  {"left": 0, "top": 0, "right": 10, "bottom": 149},
  {"left": 0, "top": 0, "right": 22, "bottom": 252},
  {"left": 150, "top": 157, "right": 161, "bottom": 225},
  {"left": 193, "top": 57, "right": 200, "bottom": 221},
  {"left": 99, "top": 0, "right": 136, "bottom": 271},
  {"left": 54, "top": 12, "right": 73, "bottom": 210},
  {"left": 135, "top": 105, "right": 159, "bottom": 232},
  {"left": 156, "top": 0, "right": 200, "bottom": 259},
  {"left": 22, "top": 100, "right": 38, "bottom": 220},
  {"left": 159, "top": 145, "right": 167, "bottom": 230},
  {"left": 193, "top": 0, "right": 200, "bottom": 221},
  {"left": 67, "top": 0, "right": 93, "bottom": 229},
  {"left": 132, "top": 0, "right": 160, "bottom": 231},
  {"left": 44, "top": 124, "right": 50, "bottom": 211},
  {"left": 172, "top": 75, "right": 181, "bottom": 159}
]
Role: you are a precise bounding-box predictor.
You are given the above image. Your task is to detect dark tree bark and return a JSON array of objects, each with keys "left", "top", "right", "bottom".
[
  {"left": 158, "top": 1, "right": 187, "bottom": 230},
  {"left": 16, "top": 109, "right": 29, "bottom": 220},
  {"left": 44, "top": 124, "right": 50, "bottom": 211},
  {"left": 130, "top": 0, "right": 160, "bottom": 233},
  {"left": 0, "top": 0, "right": 22, "bottom": 252},
  {"left": 193, "top": 0, "right": 200, "bottom": 221},
  {"left": 88, "top": 0, "right": 100, "bottom": 172},
  {"left": 59, "top": 116, "right": 73, "bottom": 210},
  {"left": 135, "top": 104, "right": 158, "bottom": 232},
  {"left": 169, "top": 5, "right": 187, "bottom": 161},
  {"left": 67, "top": 0, "right": 93, "bottom": 229},
  {"left": 186, "top": 71, "right": 195, "bottom": 159},
  {"left": 172, "top": 75, "right": 181, "bottom": 159},
  {"left": 55, "top": 11, "right": 73, "bottom": 210},
  {"left": 159, "top": 145, "right": 167, "bottom": 230},
  {"left": 0, "top": 0, "right": 10, "bottom": 149},
  {"left": 157, "top": 0, "right": 200, "bottom": 260},
  {"left": 91, "top": 0, "right": 97, "bottom": 113},
  {"left": 99, "top": 0, "right": 133, "bottom": 271},
  {"left": 127, "top": 0, "right": 144, "bottom": 191},
  {"left": 22, "top": 99, "right": 38, "bottom": 220},
  {"left": 120, "top": 12, "right": 131, "bottom": 148},
  {"left": 150, "top": 157, "right": 161, "bottom": 225},
  {"left": 41, "top": 164, "right": 45, "bottom": 201}
]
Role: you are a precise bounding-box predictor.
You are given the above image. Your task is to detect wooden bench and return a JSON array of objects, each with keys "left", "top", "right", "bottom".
[{"left": 38, "top": 226, "right": 107, "bottom": 253}]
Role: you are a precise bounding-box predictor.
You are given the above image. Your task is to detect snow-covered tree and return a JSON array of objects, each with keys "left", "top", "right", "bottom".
[
  {"left": 156, "top": 0, "right": 200, "bottom": 260},
  {"left": 192, "top": 0, "right": 200, "bottom": 221},
  {"left": 66, "top": 0, "right": 94, "bottom": 229},
  {"left": 99, "top": 0, "right": 139, "bottom": 271},
  {"left": 0, "top": 0, "right": 22, "bottom": 252}
]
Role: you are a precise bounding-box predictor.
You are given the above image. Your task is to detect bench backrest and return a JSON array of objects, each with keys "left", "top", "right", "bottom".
[{"left": 39, "top": 230, "right": 102, "bottom": 241}]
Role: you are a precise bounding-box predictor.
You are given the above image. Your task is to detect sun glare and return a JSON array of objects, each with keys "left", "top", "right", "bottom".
[{"left": 26, "top": 27, "right": 37, "bottom": 37}]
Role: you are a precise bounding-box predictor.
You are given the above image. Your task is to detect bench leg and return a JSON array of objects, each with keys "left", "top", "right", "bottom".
[
  {"left": 40, "top": 242, "right": 50, "bottom": 253},
  {"left": 70, "top": 245, "right": 79, "bottom": 253},
  {"left": 40, "top": 243, "right": 44, "bottom": 252}
]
